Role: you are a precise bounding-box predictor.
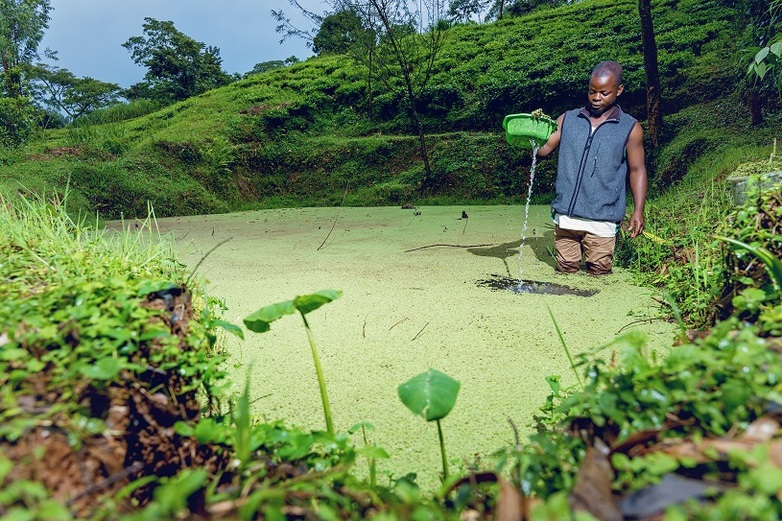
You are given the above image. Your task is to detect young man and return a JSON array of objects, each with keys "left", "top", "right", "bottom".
[{"left": 536, "top": 60, "right": 647, "bottom": 275}]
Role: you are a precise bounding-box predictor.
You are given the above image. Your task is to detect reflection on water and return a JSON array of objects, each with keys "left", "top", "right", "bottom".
[{"left": 476, "top": 275, "right": 598, "bottom": 297}]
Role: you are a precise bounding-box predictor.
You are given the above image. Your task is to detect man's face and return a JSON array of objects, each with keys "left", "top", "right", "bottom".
[{"left": 587, "top": 73, "right": 624, "bottom": 117}]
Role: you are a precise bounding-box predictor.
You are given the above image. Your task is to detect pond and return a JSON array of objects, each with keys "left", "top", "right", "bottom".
[{"left": 150, "top": 204, "right": 675, "bottom": 490}]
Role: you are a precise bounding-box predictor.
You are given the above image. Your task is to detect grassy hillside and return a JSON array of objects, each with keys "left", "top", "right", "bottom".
[{"left": 0, "top": 0, "right": 774, "bottom": 219}]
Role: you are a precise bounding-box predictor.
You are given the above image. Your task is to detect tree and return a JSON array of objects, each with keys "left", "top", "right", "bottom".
[
  {"left": 638, "top": 0, "right": 662, "bottom": 148},
  {"left": 122, "top": 18, "right": 233, "bottom": 103},
  {"left": 0, "top": 0, "right": 51, "bottom": 98},
  {"left": 313, "top": 9, "right": 374, "bottom": 55},
  {"left": 362, "top": 0, "right": 448, "bottom": 193},
  {"left": 447, "top": 0, "right": 488, "bottom": 23},
  {"left": 29, "top": 64, "right": 123, "bottom": 120},
  {"left": 246, "top": 57, "right": 300, "bottom": 76},
  {"left": 742, "top": 0, "right": 782, "bottom": 124}
]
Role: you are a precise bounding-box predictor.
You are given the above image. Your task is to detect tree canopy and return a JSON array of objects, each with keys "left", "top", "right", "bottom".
[
  {"left": 312, "top": 9, "right": 375, "bottom": 55},
  {"left": 0, "top": 0, "right": 51, "bottom": 98},
  {"left": 29, "top": 63, "right": 123, "bottom": 121},
  {"left": 122, "top": 18, "right": 233, "bottom": 103}
]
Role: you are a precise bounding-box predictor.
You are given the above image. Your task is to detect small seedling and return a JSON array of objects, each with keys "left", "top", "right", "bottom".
[
  {"left": 244, "top": 289, "right": 342, "bottom": 434},
  {"left": 349, "top": 421, "right": 389, "bottom": 487},
  {"left": 397, "top": 369, "right": 460, "bottom": 481}
]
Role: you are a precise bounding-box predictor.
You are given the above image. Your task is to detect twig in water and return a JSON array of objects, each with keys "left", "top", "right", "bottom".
[
  {"left": 388, "top": 317, "right": 409, "bottom": 331},
  {"left": 317, "top": 180, "right": 350, "bottom": 251},
  {"left": 404, "top": 242, "right": 494, "bottom": 253},
  {"left": 411, "top": 322, "right": 429, "bottom": 341},
  {"left": 186, "top": 237, "right": 232, "bottom": 285},
  {"left": 362, "top": 314, "right": 368, "bottom": 339}
]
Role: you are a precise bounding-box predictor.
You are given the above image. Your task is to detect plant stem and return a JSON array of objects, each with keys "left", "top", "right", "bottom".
[
  {"left": 547, "top": 306, "right": 583, "bottom": 388},
  {"left": 301, "top": 313, "right": 334, "bottom": 434},
  {"left": 436, "top": 419, "right": 448, "bottom": 480}
]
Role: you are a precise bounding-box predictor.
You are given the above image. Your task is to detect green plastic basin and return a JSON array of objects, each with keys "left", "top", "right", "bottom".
[{"left": 502, "top": 113, "right": 557, "bottom": 148}]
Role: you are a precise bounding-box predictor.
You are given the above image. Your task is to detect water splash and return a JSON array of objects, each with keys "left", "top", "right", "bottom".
[{"left": 518, "top": 143, "right": 540, "bottom": 286}]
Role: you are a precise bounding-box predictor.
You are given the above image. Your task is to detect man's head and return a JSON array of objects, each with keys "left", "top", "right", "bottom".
[{"left": 587, "top": 61, "right": 624, "bottom": 117}]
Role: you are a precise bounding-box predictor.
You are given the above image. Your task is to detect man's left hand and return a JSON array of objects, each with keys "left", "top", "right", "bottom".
[{"left": 628, "top": 211, "right": 645, "bottom": 238}]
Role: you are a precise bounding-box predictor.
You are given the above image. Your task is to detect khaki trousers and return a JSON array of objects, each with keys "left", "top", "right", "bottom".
[{"left": 554, "top": 226, "right": 616, "bottom": 275}]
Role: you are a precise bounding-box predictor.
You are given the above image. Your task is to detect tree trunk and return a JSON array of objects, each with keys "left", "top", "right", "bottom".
[
  {"left": 404, "top": 81, "right": 435, "bottom": 194},
  {"left": 638, "top": 0, "right": 662, "bottom": 148},
  {"left": 748, "top": 90, "right": 763, "bottom": 126},
  {"left": 367, "top": 50, "right": 373, "bottom": 121}
]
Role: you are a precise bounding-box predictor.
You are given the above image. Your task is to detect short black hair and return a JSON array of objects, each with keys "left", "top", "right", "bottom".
[{"left": 591, "top": 61, "right": 624, "bottom": 86}]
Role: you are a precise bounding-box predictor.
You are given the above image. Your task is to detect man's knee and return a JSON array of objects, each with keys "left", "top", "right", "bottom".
[
  {"left": 556, "top": 260, "right": 581, "bottom": 273},
  {"left": 585, "top": 261, "right": 612, "bottom": 275},
  {"left": 584, "top": 235, "right": 615, "bottom": 275}
]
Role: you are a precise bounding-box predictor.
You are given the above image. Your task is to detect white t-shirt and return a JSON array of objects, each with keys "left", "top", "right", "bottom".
[{"left": 554, "top": 213, "right": 619, "bottom": 238}]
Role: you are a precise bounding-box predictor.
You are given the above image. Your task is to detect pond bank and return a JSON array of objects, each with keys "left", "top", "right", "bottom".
[{"left": 144, "top": 205, "right": 677, "bottom": 490}]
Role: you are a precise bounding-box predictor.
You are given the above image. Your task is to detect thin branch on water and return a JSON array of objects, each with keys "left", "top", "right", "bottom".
[
  {"left": 186, "top": 237, "right": 233, "bottom": 285},
  {"left": 411, "top": 322, "right": 429, "bottom": 341},
  {"left": 616, "top": 317, "right": 665, "bottom": 333},
  {"left": 388, "top": 317, "right": 409, "bottom": 331},
  {"left": 404, "top": 242, "right": 494, "bottom": 253},
  {"left": 317, "top": 180, "right": 350, "bottom": 251}
]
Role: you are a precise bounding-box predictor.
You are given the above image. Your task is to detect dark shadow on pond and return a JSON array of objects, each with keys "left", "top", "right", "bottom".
[
  {"left": 476, "top": 275, "right": 599, "bottom": 297},
  {"left": 466, "top": 226, "right": 556, "bottom": 278}
]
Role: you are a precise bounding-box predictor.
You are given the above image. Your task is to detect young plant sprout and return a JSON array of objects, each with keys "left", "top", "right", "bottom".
[
  {"left": 397, "top": 369, "right": 460, "bottom": 481},
  {"left": 244, "top": 289, "right": 342, "bottom": 434}
]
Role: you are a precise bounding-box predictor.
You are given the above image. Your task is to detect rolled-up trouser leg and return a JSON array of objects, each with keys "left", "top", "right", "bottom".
[
  {"left": 554, "top": 226, "right": 583, "bottom": 273},
  {"left": 583, "top": 234, "right": 616, "bottom": 275}
]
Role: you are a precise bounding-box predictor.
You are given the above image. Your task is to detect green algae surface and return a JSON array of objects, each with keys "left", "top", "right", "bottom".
[{"left": 145, "top": 205, "right": 676, "bottom": 490}]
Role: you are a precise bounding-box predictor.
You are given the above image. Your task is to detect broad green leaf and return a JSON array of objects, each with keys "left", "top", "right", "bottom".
[
  {"left": 721, "top": 378, "right": 751, "bottom": 412},
  {"left": 348, "top": 421, "right": 376, "bottom": 434},
  {"left": 80, "top": 357, "right": 122, "bottom": 380},
  {"left": 357, "top": 446, "right": 391, "bottom": 459},
  {"left": 243, "top": 300, "right": 296, "bottom": 333},
  {"left": 0, "top": 348, "right": 27, "bottom": 361},
  {"left": 398, "top": 369, "right": 460, "bottom": 421},
  {"left": 771, "top": 41, "right": 782, "bottom": 57},
  {"left": 293, "top": 289, "right": 342, "bottom": 315},
  {"left": 756, "top": 46, "right": 770, "bottom": 64},
  {"left": 213, "top": 319, "right": 244, "bottom": 339},
  {"left": 37, "top": 500, "right": 72, "bottom": 521},
  {"left": 754, "top": 62, "right": 768, "bottom": 80},
  {"left": 137, "top": 280, "right": 179, "bottom": 297}
]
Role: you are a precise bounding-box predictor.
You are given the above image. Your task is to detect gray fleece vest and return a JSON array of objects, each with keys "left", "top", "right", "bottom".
[{"left": 551, "top": 106, "right": 637, "bottom": 223}]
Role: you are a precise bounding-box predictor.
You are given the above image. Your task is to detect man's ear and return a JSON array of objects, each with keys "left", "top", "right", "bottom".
[{"left": 617, "top": 84, "right": 625, "bottom": 96}]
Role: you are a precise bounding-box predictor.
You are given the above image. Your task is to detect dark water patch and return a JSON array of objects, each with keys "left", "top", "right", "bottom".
[{"left": 476, "top": 275, "right": 599, "bottom": 297}]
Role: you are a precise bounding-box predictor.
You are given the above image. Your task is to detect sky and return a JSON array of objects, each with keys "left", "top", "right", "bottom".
[{"left": 39, "top": 0, "right": 328, "bottom": 88}]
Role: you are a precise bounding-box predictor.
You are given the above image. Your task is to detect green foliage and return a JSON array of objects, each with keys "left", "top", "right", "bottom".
[
  {"left": 29, "top": 64, "right": 123, "bottom": 121},
  {"left": 122, "top": 17, "right": 234, "bottom": 103},
  {"left": 0, "top": 96, "right": 35, "bottom": 146},
  {"left": 313, "top": 9, "right": 375, "bottom": 56},
  {"left": 244, "top": 290, "right": 342, "bottom": 434},
  {"left": 398, "top": 369, "right": 461, "bottom": 480},
  {"left": 0, "top": 0, "right": 51, "bottom": 98}
]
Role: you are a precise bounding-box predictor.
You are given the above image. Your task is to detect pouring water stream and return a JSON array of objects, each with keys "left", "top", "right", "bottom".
[{"left": 517, "top": 142, "right": 540, "bottom": 288}]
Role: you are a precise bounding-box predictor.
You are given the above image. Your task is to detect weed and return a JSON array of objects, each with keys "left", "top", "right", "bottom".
[
  {"left": 398, "top": 369, "right": 461, "bottom": 482},
  {"left": 243, "top": 290, "right": 342, "bottom": 434}
]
